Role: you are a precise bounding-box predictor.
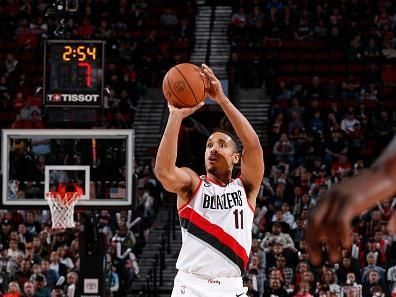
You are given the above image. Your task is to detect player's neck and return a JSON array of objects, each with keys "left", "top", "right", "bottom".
[{"left": 206, "top": 172, "right": 232, "bottom": 187}]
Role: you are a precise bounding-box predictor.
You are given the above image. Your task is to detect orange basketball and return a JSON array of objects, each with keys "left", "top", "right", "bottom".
[{"left": 162, "top": 63, "right": 207, "bottom": 108}]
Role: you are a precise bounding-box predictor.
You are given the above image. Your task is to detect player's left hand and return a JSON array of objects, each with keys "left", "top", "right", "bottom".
[
  {"left": 167, "top": 102, "right": 204, "bottom": 119},
  {"left": 201, "top": 64, "right": 225, "bottom": 102}
]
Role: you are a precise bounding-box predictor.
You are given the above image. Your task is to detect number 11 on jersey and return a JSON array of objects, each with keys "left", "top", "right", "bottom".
[{"left": 233, "top": 209, "right": 244, "bottom": 229}]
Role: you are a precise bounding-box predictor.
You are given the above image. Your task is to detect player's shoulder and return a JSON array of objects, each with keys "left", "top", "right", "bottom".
[
  {"left": 179, "top": 167, "right": 201, "bottom": 189},
  {"left": 179, "top": 167, "right": 200, "bottom": 178}
]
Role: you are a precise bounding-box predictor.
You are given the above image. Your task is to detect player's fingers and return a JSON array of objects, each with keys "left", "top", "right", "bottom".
[
  {"left": 167, "top": 103, "right": 176, "bottom": 111},
  {"left": 306, "top": 238, "right": 324, "bottom": 265},
  {"left": 306, "top": 200, "right": 329, "bottom": 241},
  {"left": 306, "top": 211, "right": 326, "bottom": 265},
  {"left": 203, "top": 70, "right": 216, "bottom": 83},
  {"left": 199, "top": 72, "right": 209, "bottom": 80},
  {"left": 202, "top": 64, "right": 217, "bottom": 80},
  {"left": 312, "top": 194, "right": 332, "bottom": 224},
  {"left": 387, "top": 211, "right": 396, "bottom": 233},
  {"left": 201, "top": 63, "right": 214, "bottom": 74},
  {"left": 321, "top": 210, "right": 342, "bottom": 263},
  {"left": 323, "top": 196, "right": 349, "bottom": 262},
  {"left": 191, "top": 101, "right": 205, "bottom": 112},
  {"left": 339, "top": 208, "right": 353, "bottom": 249}
]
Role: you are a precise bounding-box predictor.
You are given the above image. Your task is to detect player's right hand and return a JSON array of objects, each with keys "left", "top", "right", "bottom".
[
  {"left": 306, "top": 178, "right": 365, "bottom": 265},
  {"left": 168, "top": 102, "right": 205, "bottom": 119},
  {"left": 306, "top": 168, "right": 396, "bottom": 265}
]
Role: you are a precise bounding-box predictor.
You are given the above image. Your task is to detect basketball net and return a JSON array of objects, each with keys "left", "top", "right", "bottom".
[{"left": 45, "top": 192, "right": 80, "bottom": 229}]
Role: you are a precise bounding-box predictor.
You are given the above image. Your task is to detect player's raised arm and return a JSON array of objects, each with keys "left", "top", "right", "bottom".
[
  {"left": 201, "top": 64, "right": 264, "bottom": 200},
  {"left": 155, "top": 103, "right": 203, "bottom": 195}
]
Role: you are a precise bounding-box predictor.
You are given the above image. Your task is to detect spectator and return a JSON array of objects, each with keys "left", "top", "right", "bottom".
[
  {"left": 261, "top": 222, "right": 296, "bottom": 253},
  {"left": 295, "top": 281, "right": 313, "bottom": 297},
  {"left": 30, "top": 137, "right": 51, "bottom": 159},
  {"left": 331, "top": 154, "right": 352, "bottom": 178},
  {"left": 23, "top": 281, "right": 35, "bottom": 297},
  {"left": 381, "top": 40, "right": 396, "bottom": 59},
  {"left": 280, "top": 202, "right": 295, "bottom": 229},
  {"left": 4, "top": 54, "right": 19, "bottom": 77},
  {"left": 347, "top": 35, "right": 363, "bottom": 61},
  {"left": 363, "top": 38, "right": 380, "bottom": 59},
  {"left": 341, "top": 110, "right": 360, "bottom": 135},
  {"left": 286, "top": 98, "right": 305, "bottom": 121},
  {"left": 33, "top": 274, "right": 50, "bottom": 297},
  {"left": 325, "top": 79, "right": 339, "bottom": 100},
  {"left": 320, "top": 268, "right": 341, "bottom": 297},
  {"left": 105, "top": 262, "right": 119, "bottom": 296},
  {"left": 273, "top": 133, "right": 295, "bottom": 164},
  {"left": 263, "top": 275, "right": 288, "bottom": 297},
  {"left": 360, "top": 83, "right": 378, "bottom": 102},
  {"left": 50, "top": 286, "right": 65, "bottom": 297},
  {"left": 274, "top": 81, "right": 293, "bottom": 101},
  {"left": 309, "top": 111, "right": 325, "bottom": 134},
  {"left": 11, "top": 259, "right": 31, "bottom": 289},
  {"left": 341, "top": 74, "right": 361, "bottom": 101},
  {"left": 387, "top": 263, "right": 396, "bottom": 294},
  {"left": 248, "top": 6, "right": 264, "bottom": 26},
  {"left": 362, "top": 270, "right": 387, "bottom": 297},
  {"left": 324, "top": 130, "right": 348, "bottom": 166},
  {"left": 7, "top": 240, "right": 23, "bottom": 260},
  {"left": 373, "top": 111, "right": 393, "bottom": 146},
  {"left": 56, "top": 247, "right": 74, "bottom": 272},
  {"left": 49, "top": 251, "right": 67, "bottom": 279},
  {"left": 245, "top": 275, "right": 260, "bottom": 297},
  {"left": 159, "top": 8, "right": 178, "bottom": 26},
  {"left": 337, "top": 257, "right": 361, "bottom": 285},
  {"left": 123, "top": 255, "right": 139, "bottom": 293},
  {"left": 329, "top": 8, "right": 342, "bottom": 26},
  {"left": 294, "top": 261, "right": 310, "bottom": 286},
  {"left": 362, "top": 253, "right": 386, "bottom": 283},
  {"left": 4, "top": 281, "right": 22, "bottom": 297},
  {"left": 272, "top": 208, "right": 292, "bottom": 234},
  {"left": 288, "top": 111, "right": 305, "bottom": 134},
  {"left": 112, "top": 224, "right": 136, "bottom": 263},
  {"left": 293, "top": 194, "right": 316, "bottom": 216},
  {"left": 76, "top": 17, "right": 94, "bottom": 38},
  {"left": 25, "top": 212, "right": 41, "bottom": 236},
  {"left": 314, "top": 19, "right": 328, "bottom": 39},
  {"left": 292, "top": 216, "right": 306, "bottom": 246},
  {"left": 274, "top": 255, "right": 294, "bottom": 287},
  {"left": 65, "top": 272, "right": 77, "bottom": 297},
  {"left": 294, "top": 10, "right": 313, "bottom": 40}
]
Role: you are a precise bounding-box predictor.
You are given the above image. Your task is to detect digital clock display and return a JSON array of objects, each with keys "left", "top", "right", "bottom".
[{"left": 43, "top": 40, "right": 105, "bottom": 107}]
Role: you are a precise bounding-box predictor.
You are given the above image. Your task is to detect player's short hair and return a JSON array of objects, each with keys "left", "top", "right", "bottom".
[{"left": 210, "top": 128, "right": 241, "bottom": 153}]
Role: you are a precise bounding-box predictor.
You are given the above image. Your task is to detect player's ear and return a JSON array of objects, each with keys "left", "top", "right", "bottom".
[{"left": 232, "top": 152, "right": 240, "bottom": 165}]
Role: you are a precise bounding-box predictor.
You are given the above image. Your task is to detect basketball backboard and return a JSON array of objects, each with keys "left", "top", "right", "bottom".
[{"left": 1, "top": 129, "right": 134, "bottom": 208}]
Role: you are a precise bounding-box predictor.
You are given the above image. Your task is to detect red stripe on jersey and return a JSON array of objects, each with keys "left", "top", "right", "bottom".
[
  {"left": 178, "top": 178, "right": 203, "bottom": 213},
  {"left": 179, "top": 207, "right": 249, "bottom": 269},
  {"left": 237, "top": 176, "right": 255, "bottom": 213}
]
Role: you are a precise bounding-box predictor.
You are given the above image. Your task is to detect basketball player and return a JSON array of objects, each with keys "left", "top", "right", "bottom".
[
  {"left": 306, "top": 138, "right": 396, "bottom": 265},
  {"left": 155, "top": 64, "right": 264, "bottom": 297}
]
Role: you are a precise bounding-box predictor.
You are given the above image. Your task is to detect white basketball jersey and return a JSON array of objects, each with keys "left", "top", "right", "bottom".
[{"left": 176, "top": 175, "right": 255, "bottom": 278}]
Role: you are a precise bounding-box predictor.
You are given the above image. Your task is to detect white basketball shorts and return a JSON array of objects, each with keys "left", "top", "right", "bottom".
[{"left": 171, "top": 270, "right": 248, "bottom": 297}]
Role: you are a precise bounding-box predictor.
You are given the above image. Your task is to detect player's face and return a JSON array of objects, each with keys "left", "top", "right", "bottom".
[{"left": 205, "top": 132, "right": 239, "bottom": 174}]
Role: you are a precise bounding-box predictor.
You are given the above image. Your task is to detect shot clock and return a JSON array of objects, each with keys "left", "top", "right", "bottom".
[{"left": 43, "top": 40, "right": 105, "bottom": 107}]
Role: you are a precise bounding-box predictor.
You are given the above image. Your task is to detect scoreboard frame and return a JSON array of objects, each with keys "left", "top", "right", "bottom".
[{"left": 43, "top": 40, "right": 105, "bottom": 108}]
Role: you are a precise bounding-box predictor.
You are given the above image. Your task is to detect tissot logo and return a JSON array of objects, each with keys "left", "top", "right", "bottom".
[
  {"left": 47, "top": 94, "right": 100, "bottom": 103},
  {"left": 52, "top": 93, "right": 62, "bottom": 102}
]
